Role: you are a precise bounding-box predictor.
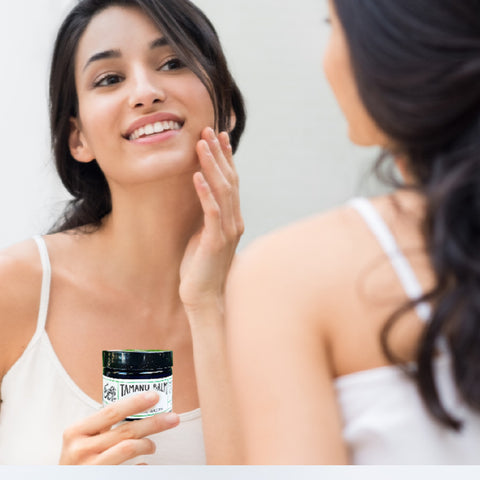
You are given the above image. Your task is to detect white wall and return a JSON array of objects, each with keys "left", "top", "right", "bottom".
[
  {"left": 0, "top": 0, "right": 74, "bottom": 249},
  {"left": 0, "top": 0, "right": 382, "bottom": 250}
]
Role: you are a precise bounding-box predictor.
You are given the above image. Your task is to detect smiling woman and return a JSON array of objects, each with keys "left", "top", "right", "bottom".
[
  {"left": 49, "top": 0, "right": 244, "bottom": 233},
  {"left": 0, "top": 0, "right": 245, "bottom": 466},
  {"left": 1, "top": 0, "right": 376, "bottom": 255},
  {"left": 65, "top": 5, "right": 217, "bottom": 193}
]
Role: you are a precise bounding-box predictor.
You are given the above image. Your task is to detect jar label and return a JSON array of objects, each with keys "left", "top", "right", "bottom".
[{"left": 102, "top": 375, "right": 173, "bottom": 419}]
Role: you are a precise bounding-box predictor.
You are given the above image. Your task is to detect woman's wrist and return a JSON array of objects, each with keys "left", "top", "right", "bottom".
[{"left": 183, "top": 296, "right": 225, "bottom": 328}]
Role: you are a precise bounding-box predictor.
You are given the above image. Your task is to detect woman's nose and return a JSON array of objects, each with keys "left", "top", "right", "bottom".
[{"left": 128, "top": 69, "right": 165, "bottom": 109}]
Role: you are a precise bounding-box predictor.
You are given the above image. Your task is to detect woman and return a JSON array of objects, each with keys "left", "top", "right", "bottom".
[
  {"left": 0, "top": 0, "right": 245, "bottom": 465},
  {"left": 227, "top": 0, "right": 480, "bottom": 464}
]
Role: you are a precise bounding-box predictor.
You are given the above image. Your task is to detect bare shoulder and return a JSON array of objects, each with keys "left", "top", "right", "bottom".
[
  {"left": 0, "top": 238, "right": 43, "bottom": 308},
  {"left": 227, "top": 195, "right": 419, "bottom": 345},
  {"left": 227, "top": 201, "right": 374, "bottom": 356},
  {"left": 231, "top": 193, "right": 423, "bottom": 301},
  {"left": 0, "top": 238, "right": 44, "bottom": 377},
  {"left": 228, "top": 193, "right": 429, "bottom": 377},
  {"left": 231, "top": 202, "right": 367, "bottom": 302}
]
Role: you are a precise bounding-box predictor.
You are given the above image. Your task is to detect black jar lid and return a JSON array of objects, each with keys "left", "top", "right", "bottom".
[{"left": 103, "top": 350, "right": 173, "bottom": 371}]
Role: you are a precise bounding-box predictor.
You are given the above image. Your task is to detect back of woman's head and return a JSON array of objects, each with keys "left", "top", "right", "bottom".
[
  {"left": 49, "top": 0, "right": 246, "bottom": 232},
  {"left": 333, "top": 0, "right": 480, "bottom": 429}
]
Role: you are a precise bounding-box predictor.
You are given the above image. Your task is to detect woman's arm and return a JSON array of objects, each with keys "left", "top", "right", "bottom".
[
  {"left": 0, "top": 245, "right": 44, "bottom": 390},
  {"left": 225, "top": 218, "right": 349, "bottom": 464},
  {"left": 179, "top": 127, "right": 244, "bottom": 464},
  {"left": 186, "top": 306, "right": 242, "bottom": 464}
]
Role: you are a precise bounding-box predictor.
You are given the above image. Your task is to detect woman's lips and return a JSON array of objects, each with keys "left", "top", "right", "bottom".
[
  {"left": 128, "top": 127, "right": 181, "bottom": 145},
  {"left": 124, "top": 112, "right": 184, "bottom": 139},
  {"left": 128, "top": 120, "right": 182, "bottom": 141}
]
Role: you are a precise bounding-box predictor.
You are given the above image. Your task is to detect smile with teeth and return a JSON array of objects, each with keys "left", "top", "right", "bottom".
[{"left": 129, "top": 120, "right": 182, "bottom": 141}]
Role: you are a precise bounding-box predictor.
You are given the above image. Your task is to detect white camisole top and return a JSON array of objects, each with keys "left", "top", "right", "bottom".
[
  {"left": 0, "top": 236, "right": 206, "bottom": 465},
  {"left": 335, "top": 198, "right": 480, "bottom": 464}
]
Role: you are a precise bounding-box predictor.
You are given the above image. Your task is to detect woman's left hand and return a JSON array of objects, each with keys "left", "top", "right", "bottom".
[{"left": 179, "top": 127, "right": 244, "bottom": 313}]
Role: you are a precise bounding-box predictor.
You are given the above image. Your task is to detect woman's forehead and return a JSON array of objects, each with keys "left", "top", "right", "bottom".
[{"left": 76, "top": 5, "right": 166, "bottom": 69}]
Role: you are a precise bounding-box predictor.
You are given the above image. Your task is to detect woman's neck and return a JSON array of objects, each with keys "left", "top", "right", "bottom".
[{"left": 83, "top": 176, "right": 202, "bottom": 305}]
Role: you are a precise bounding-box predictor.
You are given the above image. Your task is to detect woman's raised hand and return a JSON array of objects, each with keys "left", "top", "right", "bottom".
[
  {"left": 179, "top": 127, "right": 244, "bottom": 313},
  {"left": 59, "top": 392, "right": 179, "bottom": 465}
]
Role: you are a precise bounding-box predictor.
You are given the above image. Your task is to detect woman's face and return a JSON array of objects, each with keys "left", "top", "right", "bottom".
[
  {"left": 70, "top": 5, "right": 215, "bottom": 187},
  {"left": 323, "top": 0, "right": 389, "bottom": 147}
]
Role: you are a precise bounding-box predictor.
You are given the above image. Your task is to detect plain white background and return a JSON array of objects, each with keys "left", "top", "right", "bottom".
[{"left": 0, "top": 0, "right": 381, "bottom": 250}]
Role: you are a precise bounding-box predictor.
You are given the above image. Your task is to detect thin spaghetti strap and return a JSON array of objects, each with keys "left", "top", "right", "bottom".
[
  {"left": 33, "top": 235, "right": 52, "bottom": 335},
  {"left": 349, "top": 197, "right": 432, "bottom": 323}
]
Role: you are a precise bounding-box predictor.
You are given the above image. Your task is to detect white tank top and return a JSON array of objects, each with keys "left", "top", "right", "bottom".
[
  {"left": 0, "top": 236, "right": 206, "bottom": 465},
  {"left": 336, "top": 198, "right": 480, "bottom": 464}
]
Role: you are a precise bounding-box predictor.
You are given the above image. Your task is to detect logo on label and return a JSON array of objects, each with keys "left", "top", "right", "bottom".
[{"left": 103, "top": 383, "right": 116, "bottom": 403}]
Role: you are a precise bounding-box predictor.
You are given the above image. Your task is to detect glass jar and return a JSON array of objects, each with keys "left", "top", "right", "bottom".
[{"left": 102, "top": 349, "right": 173, "bottom": 420}]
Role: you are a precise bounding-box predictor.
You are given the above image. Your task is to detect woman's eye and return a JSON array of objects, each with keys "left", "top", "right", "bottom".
[
  {"left": 159, "top": 58, "right": 184, "bottom": 71},
  {"left": 94, "top": 74, "right": 123, "bottom": 87}
]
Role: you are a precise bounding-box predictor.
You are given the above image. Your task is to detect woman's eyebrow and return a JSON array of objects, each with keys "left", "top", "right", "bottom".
[
  {"left": 149, "top": 37, "right": 169, "bottom": 49},
  {"left": 82, "top": 38, "right": 168, "bottom": 72},
  {"left": 83, "top": 49, "right": 121, "bottom": 72}
]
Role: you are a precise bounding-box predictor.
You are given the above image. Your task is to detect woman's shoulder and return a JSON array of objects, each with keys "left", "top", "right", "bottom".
[
  {"left": 228, "top": 194, "right": 421, "bottom": 325},
  {"left": 229, "top": 199, "right": 376, "bottom": 324},
  {"left": 0, "top": 238, "right": 43, "bottom": 300},
  {"left": 0, "top": 238, "right": 44, "bottom": 377},
  {"left": 235, "top": 198, "right": 373, "bottom": 278},
  {"left": 228, "top": 193, "right": 429, "bottom": 373},
  {"left": 236, "top": 193, "right": 422, "bottom": 271}
]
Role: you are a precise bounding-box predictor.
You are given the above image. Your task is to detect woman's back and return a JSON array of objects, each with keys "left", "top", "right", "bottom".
[
  {"left": 335, "top": 197, "right": 480, "bottom": 463},
  {"left": 336, "top": 353, "right": 480, "bottom": 464},
  {"left": 226, "top": 192, "right": 480, "bottom": 463}
]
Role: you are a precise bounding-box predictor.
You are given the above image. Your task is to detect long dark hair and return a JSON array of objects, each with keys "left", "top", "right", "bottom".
[
  {"left": 333, "top": 0, "right": 480, "bottom": 429},
  {"left": 49, "top": 0, "right": 246, "bottom": 233}
]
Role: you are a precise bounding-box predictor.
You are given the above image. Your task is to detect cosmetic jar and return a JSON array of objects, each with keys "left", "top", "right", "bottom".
[{"left": 102, "top": 349, "right": 173, "bottom": 420}]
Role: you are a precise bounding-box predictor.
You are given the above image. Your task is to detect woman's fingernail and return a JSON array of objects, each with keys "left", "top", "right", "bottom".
[
  {"left": 207, "top": 127, "right": 216, "bottom": 140},
  {"left": 221, "top": 131, "right": 232, "bottom": 148},
  {"left": 144, "top": 391, "right": 159, "bottom": 402},
  {"left": 202, "top": 141, "right": 212, "bottom": 155},
  {"left": 164, "top": 412, "right": 180, "bottom": 425},
  {"left": 197, "top": 172, "right": 207, "bottom": 185}
]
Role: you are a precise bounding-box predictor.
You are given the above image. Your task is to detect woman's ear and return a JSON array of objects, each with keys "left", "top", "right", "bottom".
[
  {"left": 229, "top": 110, "right": 237, "bottom": 133},
  {"left": 69, "top": 117, "right": 95, "bottom": 163}
]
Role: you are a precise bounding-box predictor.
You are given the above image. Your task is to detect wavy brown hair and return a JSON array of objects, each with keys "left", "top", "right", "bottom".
[{"left": 334, "top": 0, "right": 480, "bottom": 429}]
